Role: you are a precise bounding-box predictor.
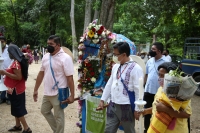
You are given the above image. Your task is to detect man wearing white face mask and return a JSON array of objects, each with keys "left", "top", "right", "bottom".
[{"left": 98, "top": 42, "right": 143, "bottom": 133}]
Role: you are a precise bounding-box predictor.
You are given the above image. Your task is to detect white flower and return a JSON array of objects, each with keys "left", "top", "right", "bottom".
[
  {"left": 102, "top": 31, "right": 106, "bottom": 38},
  {"left": 88, "top": 25, "right": 92, "bottom": 30},
  {"left": 95, "top": 25, "right": 100, "bottom": 31},
  {"left": 92, "top": 24, "right": 96, "bottom": 27},
  {"left": 78, "top": 51, "right": 83, "bottom": 55},
  {"left": 93, "top": 39, "right": 99, "bottom": 44},
  {"left": 94, "top": 34, "right": 98, "bottom": 39},
  {"left": 89, "top": 23, "right": 92, "bottom": 26},
  {"left": 91, "top": 77, "right": 96, "bottom": 83},
  {"left": 80, "top": 37, "right": 84, "bottom": 42}
]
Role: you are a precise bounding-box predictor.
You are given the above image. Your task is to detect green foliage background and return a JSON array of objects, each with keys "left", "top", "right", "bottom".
[{"left": 0, "top": 0, "right": 199, "bottom": 56}]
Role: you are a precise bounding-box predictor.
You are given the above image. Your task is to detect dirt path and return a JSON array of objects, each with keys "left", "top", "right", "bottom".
[{"left": 0, "top": 61, "right": 199, "bottom": 133}]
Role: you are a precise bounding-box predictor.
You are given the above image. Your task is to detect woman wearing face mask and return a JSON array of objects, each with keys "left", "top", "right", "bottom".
[
  {"left": 0, "top": 44, "right": 32, "bottom": 133},
  {"left": 141, "top": 62, "right": 191, "bottom": 133}
]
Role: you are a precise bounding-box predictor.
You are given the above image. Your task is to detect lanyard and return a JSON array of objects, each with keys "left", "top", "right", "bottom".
[{"left": 117, "top": 64, "right": 128, "bottom": 79}]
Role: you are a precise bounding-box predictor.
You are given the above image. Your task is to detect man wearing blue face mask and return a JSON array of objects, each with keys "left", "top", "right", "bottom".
[
  {"left": 143, "top": 42, "right": 168, "bottom": 133},
  {"left": 98, "top": 42, "right": 144, "bottom": 133}
]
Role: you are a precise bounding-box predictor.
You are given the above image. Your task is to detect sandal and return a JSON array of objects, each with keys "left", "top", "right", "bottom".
[
  {"left": 22, "top": 127, "right": 32, "bottom": 133},
  {"left": 8, "top": 125, "right": 22, "bottom": 132}
]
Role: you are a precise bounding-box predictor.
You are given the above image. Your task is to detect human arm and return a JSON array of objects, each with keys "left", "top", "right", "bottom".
[
  {"left": 144, "top": 74, "right": 148, "bottom": 86},
  {"left": 33, "top": 71, "right": 44, "bottom": 102},
  {"left": 156, "top": 100, "right": 190, "bottom": 118},
  {"left": 97, "top": 65, "right": 115, "bottom": 110},
  {"left": 61, "top": 75, "right": 75, "bottom": 104},
  {"left": 0, "top": 69, "right": 22, "bottom": 80}
]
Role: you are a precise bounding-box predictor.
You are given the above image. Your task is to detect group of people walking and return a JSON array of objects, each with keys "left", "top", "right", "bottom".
[
  {"left": 0, "top": 35, "right": 75, "bottom": 133},
  {"left": 98, "top": 42, "right": 191, "bottom": 133},
  {"left": 0, "top": 34, "right": 191, "bottom": 133}
]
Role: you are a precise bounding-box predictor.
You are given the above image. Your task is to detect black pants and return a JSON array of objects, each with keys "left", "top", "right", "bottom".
[{"left": 143, "top": 92, "right": 155, "bottom": 133}]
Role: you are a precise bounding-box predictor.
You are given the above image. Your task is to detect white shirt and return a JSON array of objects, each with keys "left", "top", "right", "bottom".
[
  {"left": 2, "top": 45, "right": 13, "bottom": 70},
  {"left": 101, "top": 61, "right": 144, "bottom": 110},
  {"left": 165, "top": 55, "right": 172, "bottom": 62}
]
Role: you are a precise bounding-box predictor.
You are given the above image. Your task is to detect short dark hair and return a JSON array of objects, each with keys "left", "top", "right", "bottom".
[
  {"left": 48, "top": 35, "right": 61, "bottom": 46},
  {"left": 166, "top": 49, "right": 169, "bottom": 54},
  {"left": 158, "top": 62, "right": 180, "bottom": 73},
  {"left": 152, "top": 42, "right": 164, "bottom": 53},
  {"left": 0, "top": 36, "right": 6, "bottom": 41},
  {"left": 113, "top": 42, "right": 130, "bottom": 56}
]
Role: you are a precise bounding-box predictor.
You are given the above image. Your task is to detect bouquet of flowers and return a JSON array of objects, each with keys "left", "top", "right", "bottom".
[{"left": 80, "top": 19, "right": 114, "bottom": 45}]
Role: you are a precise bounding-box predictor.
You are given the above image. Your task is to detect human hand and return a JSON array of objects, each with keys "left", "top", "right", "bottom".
[
  {"left": 7, "top": 88, "right": 13, "bottom": 94},
  {"left": 33, "top": 91, "right": 38, "bottom": 102},
  {"left": 134, "top": 111, "right": 141, "bottom": 120},
  {"left": 155, "top": 100, "right": 167, "bottom": 113},
  {"left": 96, "top": 100, "right": 105, "bottom": 111},
  {"left": 0, "top": 70, "right": 5, "bottom": 75},
  {"left": 61, "top": 95, "right": 74, "bottom": 104}
]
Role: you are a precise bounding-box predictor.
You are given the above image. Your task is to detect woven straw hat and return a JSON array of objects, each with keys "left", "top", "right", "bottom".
[{"left": 61, "top": 46, "right": 73, "bottom": 60}]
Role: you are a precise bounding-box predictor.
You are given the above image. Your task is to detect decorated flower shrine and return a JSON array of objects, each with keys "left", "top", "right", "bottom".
[{"left": 76, "top": 20, "right": 136, "bottom": 132}]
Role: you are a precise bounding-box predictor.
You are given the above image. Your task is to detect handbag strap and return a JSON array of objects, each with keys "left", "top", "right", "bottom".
[{"left": 50, "top": 55, "right": 59, "bottom": 89}]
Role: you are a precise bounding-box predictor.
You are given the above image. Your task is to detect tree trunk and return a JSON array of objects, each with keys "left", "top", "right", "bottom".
[
  {"left": 83, "top": 0, "right": 92, "bottom": 33},
  {"left": 152, "top": 34, "right": 156, "bottom": 43},
  {"left": 99, "top": 0, "right": 115, "bottom": 31},
  {"left": 93, "top": 9, "right": 99, "bottom": 20},
  {"left": 93, "top": 0, "right": 100, "bottom": 20},
  {"left": 70, "top": 0, "right": 78, "bottom": 61}
]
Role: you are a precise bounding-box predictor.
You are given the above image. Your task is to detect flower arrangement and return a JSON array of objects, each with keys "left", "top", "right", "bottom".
[
  {"left": 80, "top": 19, "right": 114, "bottom": 45},
  {"left": 76, "top": 20, "right": 116, "bottom": 130},
  {"left": 77, "top": 56, "right": 100, "bottom": 94}
]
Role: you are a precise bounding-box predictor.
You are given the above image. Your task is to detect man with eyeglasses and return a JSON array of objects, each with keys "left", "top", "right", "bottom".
[
  {"left": 98, "top": 42, "right": 143, "bottom": 133},
  {"left": 0, "top": 36, "right": 13, "bottom": 105}
]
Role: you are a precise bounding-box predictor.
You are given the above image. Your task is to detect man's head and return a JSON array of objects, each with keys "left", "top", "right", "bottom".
[
  {"left": 47, "top": 35, "right": 61, "bottom": 54},
  {"left": 163, "top": 50, "right": 169, "bottom": 56},
  {"left": 0, "top": 36, "right": 6, "bottom": 48},
  {"left": 140, "top": 51, "right": 147, "bottom": 59},
  {"left": 149, "top": 42, "right": 164, "bottom": 58},
  {"left": 112, "top": 42, "right": 130, "bottom": 64}
]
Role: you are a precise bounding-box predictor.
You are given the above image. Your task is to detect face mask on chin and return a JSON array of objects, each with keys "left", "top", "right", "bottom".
[
  {"left": 112, "top": 56, "right": 120, "bottom": 64},
  {"left": 149, "top": 50, "right": 157, "bottom": 57},
  {"left": 47, "top": 45, "right": 56, "bottom": 53}
]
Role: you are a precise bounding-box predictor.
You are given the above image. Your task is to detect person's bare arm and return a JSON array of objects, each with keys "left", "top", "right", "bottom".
[
  {"left": 156, "top": 100, "right": 190, "bottom": 118},
  {"left": 33, "top": 71, "right": 44, "bottom": 102},
  {"left": 0, "top": 69, "right": 22, "bottom": 80}
]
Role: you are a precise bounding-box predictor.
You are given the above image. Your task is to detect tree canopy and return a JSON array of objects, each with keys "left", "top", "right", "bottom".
[{"left": 0, "top": 0, "right": 199, "bottom": 56}]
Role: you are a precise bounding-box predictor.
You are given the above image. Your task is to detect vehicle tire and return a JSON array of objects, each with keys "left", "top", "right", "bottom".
[{"left": 194, "top": 76, "right": 200, "bottom": 96}]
